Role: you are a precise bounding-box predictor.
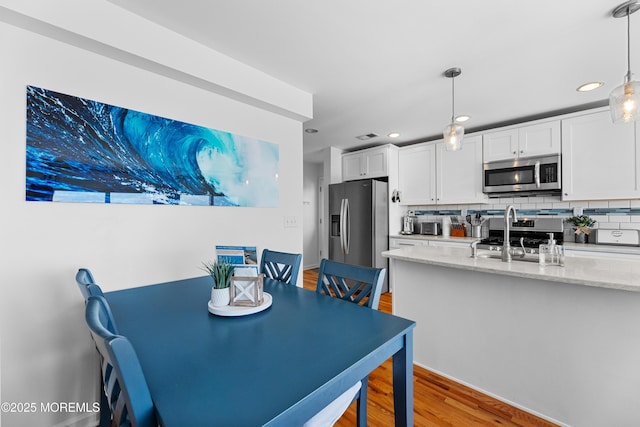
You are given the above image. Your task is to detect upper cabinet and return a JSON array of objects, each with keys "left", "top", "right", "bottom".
[
  {"left": 397, "top": 143, "right": 436, "bottom": 205},
  {"left": 397, "top": 135, "right": 486, "bottom": 205},
  {"left": 562, "top": 109, "right": 639, "bottom": 201},
  {"left": 436, "top": 135, "right": 486, "bottom": 204},
  {"left": 342, "top": 145, "right": 391, "bottom": 181},
  {"left": 483, "top": 121, "right": 561, "bottom": 162}
]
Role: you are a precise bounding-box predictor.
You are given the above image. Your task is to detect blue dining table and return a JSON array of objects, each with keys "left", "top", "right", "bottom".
[{"left": 105, "top": 276, "right": 415, "bottom": 426}]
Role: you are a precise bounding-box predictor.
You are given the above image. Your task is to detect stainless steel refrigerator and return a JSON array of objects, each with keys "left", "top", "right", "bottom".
[{"left": 329, "top": 179, "right": 389, "bottom": 292}]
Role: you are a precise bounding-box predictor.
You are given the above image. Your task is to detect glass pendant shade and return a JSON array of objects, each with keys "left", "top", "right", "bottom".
[
  {"left": 443, "top": 122, "right": 464, "bottom": 151},
  {"left": 610, "top": 1, "right": 640, "bottom": 123},
  {"left": 610, "top": 78, "right": 640, "bottom": 122},
  {"left": 443, "top": 67, "right": 464, "bottom": 151}
]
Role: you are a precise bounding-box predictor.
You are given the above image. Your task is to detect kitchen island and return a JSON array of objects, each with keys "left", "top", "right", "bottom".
[{"left": 383, "top": 245, "right": 640, "bottom": 427}]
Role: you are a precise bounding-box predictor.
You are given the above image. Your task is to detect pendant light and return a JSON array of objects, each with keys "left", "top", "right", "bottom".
[
  {"left": 443, "top": 67, "right": 464, "bottom": 151},
  {"left": 610, "top": 1, "right": 640, "bottom": 123}
]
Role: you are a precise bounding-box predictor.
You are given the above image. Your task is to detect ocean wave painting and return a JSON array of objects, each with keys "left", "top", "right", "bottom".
[{"left": 25, "top": 86, "right": 279, "bottom": 207}]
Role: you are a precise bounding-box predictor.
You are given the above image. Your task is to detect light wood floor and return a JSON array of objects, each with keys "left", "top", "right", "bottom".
[{"left": 303, "top": 269, "right": 558, "bottom": 427}]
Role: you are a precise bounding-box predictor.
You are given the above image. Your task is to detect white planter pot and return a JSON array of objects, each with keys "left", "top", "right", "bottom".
[{"left": 210, "top": 287, "right": 230, "bottom": 307}]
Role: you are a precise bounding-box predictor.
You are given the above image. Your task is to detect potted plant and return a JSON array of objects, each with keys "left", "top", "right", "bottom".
[
  {"left": 201, "top": 260, "right": 235, "bottom": 306},
  {"left": 566, "top": 215, "right": 596, "bottom": 243}
]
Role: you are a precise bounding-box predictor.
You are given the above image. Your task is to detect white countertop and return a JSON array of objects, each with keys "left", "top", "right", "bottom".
[
  {"left": 382, "top": 245, "right": 640, "bottom": 293},
  {"left": 391, "top": 233, "right": 640, "bottom": 255}
]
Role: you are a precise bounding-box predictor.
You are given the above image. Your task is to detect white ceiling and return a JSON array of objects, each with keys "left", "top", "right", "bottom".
[{"left": 107, "top": 0, "right": 636, "bottom": 162}]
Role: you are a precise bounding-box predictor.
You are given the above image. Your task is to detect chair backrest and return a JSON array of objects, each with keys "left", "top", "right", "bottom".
[
  {"left": 76, "top": 268, "right": 96, "bottom": 301},
  {"left": 87, "top": 283, "right": 105, "bottom": 298},
  {"left": 85, "top": 297, "right": 156, "bottom": 427},
  {"left": 315, "top": 259, "right": 386, "bottom": 310},
  {"left": 85, "top": 294, "right": 119, "bottom": 337},
  {"left": 260, "top": 249, "right": 302, "bottom": 285}
]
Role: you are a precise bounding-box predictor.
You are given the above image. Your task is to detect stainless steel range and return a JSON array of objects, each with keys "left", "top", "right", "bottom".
[{"left": 477, "top": 217, "right": 564, "bottom": 254}]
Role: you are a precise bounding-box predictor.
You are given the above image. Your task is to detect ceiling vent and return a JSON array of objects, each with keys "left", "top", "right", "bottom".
[{"left": 355, "top": 133, "right": 378, "bottom": 140}]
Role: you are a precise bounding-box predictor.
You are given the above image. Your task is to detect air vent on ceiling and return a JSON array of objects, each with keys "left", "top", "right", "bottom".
[{"left": 356, "top": 133, "right": 378, "bottom": 140}]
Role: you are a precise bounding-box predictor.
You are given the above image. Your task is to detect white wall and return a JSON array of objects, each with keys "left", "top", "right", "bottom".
[
  {"left": 303, "top": 162, "right": 322, "bottom": 269},
  {"left": 0, "top": 4, "right": 308, "bottom": 426}
]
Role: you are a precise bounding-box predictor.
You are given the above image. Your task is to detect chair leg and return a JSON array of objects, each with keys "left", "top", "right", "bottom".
[
  {"left": 357, "top": 376, "right": 368, "bottom": 427},
  {"left": 98, "top": 376, "right": 111, "bottom": 427}
]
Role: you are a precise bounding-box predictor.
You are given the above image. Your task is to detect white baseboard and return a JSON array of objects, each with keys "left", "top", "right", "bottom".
[{"left": 412, "top": 361, "right": 568, "bottom": 427}]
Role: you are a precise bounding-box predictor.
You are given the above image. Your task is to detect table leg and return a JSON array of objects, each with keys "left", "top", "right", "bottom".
[{"left": 392, "top": 331, "right": 413, "bottom": 426}]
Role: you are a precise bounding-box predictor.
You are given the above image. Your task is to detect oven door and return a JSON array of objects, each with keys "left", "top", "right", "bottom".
[{"left": 483, "top": 154, "right": 561, "bottom": 195}]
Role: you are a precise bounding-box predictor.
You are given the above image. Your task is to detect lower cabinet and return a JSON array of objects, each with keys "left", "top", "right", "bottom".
[
  {"left": 428, "top": 240, "right": 472, "bottom": 249},
  {"left": 389, "top": 238, "right": 427, "bottom": 249}
]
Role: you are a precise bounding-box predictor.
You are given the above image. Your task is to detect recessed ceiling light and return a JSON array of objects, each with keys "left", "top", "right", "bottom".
[
  {"left": 305, "top": 128, "right": 318, "bottom": 133},
  {"left": 388, "top": 132, "right": 400, "bottom": 138},
  {"left": 455, "top": 115, "right": 470, "bottom": 123},
  {"left": 576, "top": 82, "right": 604, "bottom": 92}
]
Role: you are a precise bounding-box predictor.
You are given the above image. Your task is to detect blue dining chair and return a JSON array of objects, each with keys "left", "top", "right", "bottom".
[
  {"left": 85, "top": 296, "right": 157, "bottom": 427},
  {"left": 315, "top": 258, "right": 386, "bottom": 310},
  {"left": 259, "top": 249, "right": 302, "bottom": 285},
  {"left": 76, "top": 269, "right": 113, "bottom": 427},
  {"left": 76, "top": 268, "right": 96, "bottom": 301},
  {"left": 75, "top": 268, "right": 108, "bottom": 302},
  {"left": 313, "top": 258, "right": 386, "bottom": 426}
]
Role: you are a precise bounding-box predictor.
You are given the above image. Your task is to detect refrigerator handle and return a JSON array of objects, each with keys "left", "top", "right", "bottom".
[
  {"left": 340, "top": 198, "right": 347, "bottom": 253},
  {"left": 344, "top": 198, "right": 350, "bottom": 254}
]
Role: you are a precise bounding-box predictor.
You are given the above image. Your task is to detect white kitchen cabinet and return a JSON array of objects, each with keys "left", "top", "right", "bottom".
[
  {"left": 483, "top": 120, "right": 561, "bottom": 162},
  {"left": 389, "top": 237, "right": 428, "bottom": 249},
  {"left": 564, "top": 247, "right": 640, "bottom": 260},
  {"left": 397, "top": 143, "right": 436, "bottom": 204},
  {"left": 428, "top": 239, "right": 472, "bottom": 249},
  {"left": 436, "top": 135, "right": 486, "bottom": 204},
  {"left": 342, "top": 145, "right": 390, "bottom": 181},
  {"left": 397, "top": 136, "right": 486, "bottom": 205},
  {"left": 561, "top": 109, "right": 639, "bottom": 201}
]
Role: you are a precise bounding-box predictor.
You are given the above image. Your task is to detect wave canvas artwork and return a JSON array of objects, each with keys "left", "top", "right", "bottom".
[{"left": 25, "top": 86, "right": 279, "bottom": 207}]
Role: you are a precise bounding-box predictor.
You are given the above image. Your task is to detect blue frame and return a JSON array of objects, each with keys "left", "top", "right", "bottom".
[{"left": 25, "top": 86, "right": 279, "bottom": 207}]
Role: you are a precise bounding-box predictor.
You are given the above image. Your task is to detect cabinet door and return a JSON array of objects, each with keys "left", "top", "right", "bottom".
[
  {"left": 562, "top": 110, "right": 639, "bottom": 200},
  {"left": 342, "top": 153, "right": 364, "bottom": 181},
  {"left": 519, "top": 121, "right": 561, "bottom": 158},
  {"left": 483, "top": 129, "right": 518, "bottom": 162},
  {"left": 364, "top": 149, "right": 387, "bottom": 178},
  {"left": 398, "top": 143, "right": 436, "bottom": 205},
  {"left": 437, "top": 135, "right": 487, "bottom": 204}
]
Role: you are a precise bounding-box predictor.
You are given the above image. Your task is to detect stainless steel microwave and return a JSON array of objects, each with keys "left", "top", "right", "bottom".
[{"left": 483, "top": 154, "right": 561, "bottom": 197}]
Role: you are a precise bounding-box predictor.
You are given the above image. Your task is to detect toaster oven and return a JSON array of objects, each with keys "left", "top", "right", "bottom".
[{"left": 420, "top": 222, "right": 441, "bottom": 235}]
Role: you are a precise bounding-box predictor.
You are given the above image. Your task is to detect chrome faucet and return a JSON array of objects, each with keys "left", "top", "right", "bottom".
[
  {"left": 470, "top": 240, "right": 479, "bottom": 258},
  {"left": 502, "top": 205, "right": 518, "bottom": 262}
]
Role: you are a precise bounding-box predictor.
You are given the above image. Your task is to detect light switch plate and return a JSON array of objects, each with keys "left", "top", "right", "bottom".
[{"left": 283, "top": 216, "right": 298, "bottom": 228}]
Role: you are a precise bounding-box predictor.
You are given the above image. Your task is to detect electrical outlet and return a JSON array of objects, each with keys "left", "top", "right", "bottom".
[{"left": 283, "top": 216, "right": 298, "bottom": 228}]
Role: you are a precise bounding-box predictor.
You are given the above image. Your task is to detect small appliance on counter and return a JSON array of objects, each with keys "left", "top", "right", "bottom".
[
  {"left": 401, "top": 215, "right": 416, "bottom": 235},
  {"left": 419, "top": 222, "right": 441, "bottom": 235},
  {"left": 591, "top": 229, "right": 640, "bottom": 246}
]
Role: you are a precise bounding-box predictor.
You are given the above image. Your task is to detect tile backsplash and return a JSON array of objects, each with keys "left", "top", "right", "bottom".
[{"left": 409, "top": 196, "right": 640, "bottom": 240}]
